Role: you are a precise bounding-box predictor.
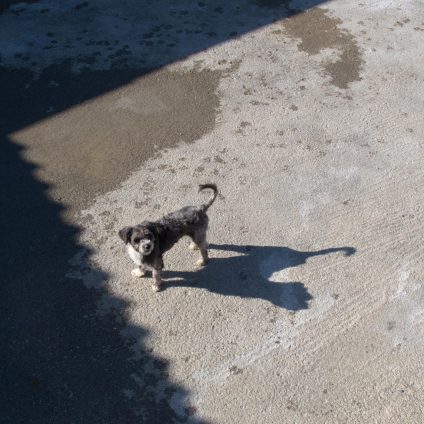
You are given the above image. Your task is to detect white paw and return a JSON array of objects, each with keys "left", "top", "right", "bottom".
[
  {"left": 189, "top": 242, "right": 199, "bottom": 250},
  {"left": 131, "top": 268, "right": 145, "bottom": 277},
  {"left": 151, "top": 283, "right": 162, "bottom": 292},
  {"left": 196, "top": 258, "right": 207, "bottom": 267}
]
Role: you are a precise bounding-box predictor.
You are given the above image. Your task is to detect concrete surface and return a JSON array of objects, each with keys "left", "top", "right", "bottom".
[{"left": 1, "top": 0, "right": 423, "bottom": 423}]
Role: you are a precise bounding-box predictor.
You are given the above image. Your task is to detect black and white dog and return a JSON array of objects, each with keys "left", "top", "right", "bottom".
[{"left": 118, "top": 184, "right": 218, "bottom": 291}]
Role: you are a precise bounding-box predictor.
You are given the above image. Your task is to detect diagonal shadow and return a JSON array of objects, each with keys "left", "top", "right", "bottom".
[
  {"left": 0, "top": 0, "right": 331, "bottom": 209},
  {"left": 1, "top": 0, "right": 331, "bottom": 422},
  {"left": 166, "top": 244, "right": 356, "bottom": 309},
  {"left": 0, "top": 0, "right": 328, "bottom": 129},
  {"left": 1, "top": 0, "right": 326, "bottom": 78},
  {"left": 0, "top": 127, "right": 201, "bottom": 423}
]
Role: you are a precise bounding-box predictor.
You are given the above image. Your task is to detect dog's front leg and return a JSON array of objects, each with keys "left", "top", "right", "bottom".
[
  {"left": 151, "top": 267, "right": 163, "bottom": 292},
  {"left": 131, "top": 264, "right": 146, "bottom": 278}
]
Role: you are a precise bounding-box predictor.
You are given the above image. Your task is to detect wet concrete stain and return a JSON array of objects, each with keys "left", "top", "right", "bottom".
[
  {"left": 282, "top": 8, "right": 364, "bottom": 89},
  {"left": 11, "top": 66, "right": 223, "bottom": 215}
]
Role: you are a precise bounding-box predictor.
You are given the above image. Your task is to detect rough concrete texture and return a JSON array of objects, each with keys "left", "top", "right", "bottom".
[{"left": 1, "top": 0, "right": 424, "bottom": 423}]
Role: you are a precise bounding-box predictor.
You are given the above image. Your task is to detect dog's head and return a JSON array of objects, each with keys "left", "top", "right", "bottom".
[{"left": 118, "top": 223, "right": 156, "bottom": 256}]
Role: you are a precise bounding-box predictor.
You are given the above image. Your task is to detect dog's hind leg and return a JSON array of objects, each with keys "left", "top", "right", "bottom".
[
  {"left": 192, "top": 230, "right": 209, "bottom": 267},
  {"left": 189, "top": 241, "right": 199, "bottom": 250},
  {"left": 189, "top": 240, "right": 209, "bottom": 250}
]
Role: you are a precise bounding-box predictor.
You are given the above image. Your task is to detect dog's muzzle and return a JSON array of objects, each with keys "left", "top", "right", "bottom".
[{"left": 140, "top": 240, "right": 154, "bottom": 255}]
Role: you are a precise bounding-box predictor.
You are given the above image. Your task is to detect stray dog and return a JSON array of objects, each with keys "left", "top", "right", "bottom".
[{"left": 118, "top": 184, "right": 218, "bottom": 292}]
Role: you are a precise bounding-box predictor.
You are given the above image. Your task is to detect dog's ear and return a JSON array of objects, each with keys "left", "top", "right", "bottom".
[{"left": 118, "top": 226, "right": 132, "bottom": 243}]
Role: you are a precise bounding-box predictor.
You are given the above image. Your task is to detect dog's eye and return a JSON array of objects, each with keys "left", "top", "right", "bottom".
[{"left": 133, "top": 238, "right": 140, "bottom": 244}]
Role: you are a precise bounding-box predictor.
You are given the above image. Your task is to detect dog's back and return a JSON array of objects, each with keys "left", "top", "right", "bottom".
[
  {"left": 157, "top": 206, "right": 207, "bottom": 252},
  {"left": 156, "top": 184, "right": 217, "bottom": 253}
]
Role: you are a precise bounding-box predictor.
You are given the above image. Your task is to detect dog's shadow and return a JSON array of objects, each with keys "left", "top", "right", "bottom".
[{"left": 165, "top": 243, "right": 356, "bottom": 310}]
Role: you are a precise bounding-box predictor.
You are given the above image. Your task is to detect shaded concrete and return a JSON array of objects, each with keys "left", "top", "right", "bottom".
[{"left": 11, "top": 66, "right": 222, "bottom": 213}]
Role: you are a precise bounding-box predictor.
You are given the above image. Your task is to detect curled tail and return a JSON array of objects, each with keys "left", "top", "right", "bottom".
[{"left": 199, "top": 183, "right": 218, "bottom": 211}]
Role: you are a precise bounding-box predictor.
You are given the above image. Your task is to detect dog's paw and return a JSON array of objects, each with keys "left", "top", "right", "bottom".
[
  {"left": 131, "top": 268, "right": 145, "bottom": 278},
  {"left": 151, "top": 283, "right": 163, "bottom": 292},
  {"left": 196, "top": 258, "right": 208, "bottom": 267},
  {"left": 189, "top": 242, "right": 199, "bottom": 250}
]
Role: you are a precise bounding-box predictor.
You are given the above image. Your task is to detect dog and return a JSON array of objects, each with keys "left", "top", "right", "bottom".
[{"left": 118, "top": 184, "right": 218, "bottom": 292}]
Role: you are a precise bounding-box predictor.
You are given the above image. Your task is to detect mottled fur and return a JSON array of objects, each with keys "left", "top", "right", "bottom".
[{"left": 119, "top": 184, "right": 217, "bottom": 291}]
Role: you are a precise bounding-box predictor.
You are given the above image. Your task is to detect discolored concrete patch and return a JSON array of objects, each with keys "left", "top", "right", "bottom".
[
  {"left": 282, "top": 8, "right": 363, "bottom": 89},
  {"left": 11, "top": 66, "right": 222, "bottom": 214}
]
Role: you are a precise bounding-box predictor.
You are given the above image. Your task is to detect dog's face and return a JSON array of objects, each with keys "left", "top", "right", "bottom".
[{"left": 119, "top": 224, "right": 155, "bottom": 256}]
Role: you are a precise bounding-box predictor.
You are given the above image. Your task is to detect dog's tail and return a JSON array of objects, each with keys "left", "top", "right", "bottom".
[{"left": 199, "top": 183, "right": 218, "bottom": 211}]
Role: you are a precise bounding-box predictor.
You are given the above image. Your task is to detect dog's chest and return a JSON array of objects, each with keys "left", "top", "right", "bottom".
[{"left": 126, "top": 244, "right": 142, "bottom": 265}]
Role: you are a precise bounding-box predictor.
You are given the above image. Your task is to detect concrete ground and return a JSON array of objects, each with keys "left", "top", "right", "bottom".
[{"left": 1, "top": 0, "right": 423, "bottom": 422}]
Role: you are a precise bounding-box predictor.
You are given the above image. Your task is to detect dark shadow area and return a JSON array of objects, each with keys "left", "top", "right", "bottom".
[
  {"left": 0, "top": 0, "right": 330, "bottom": 422},
  {"left": 0, "top": 0, "right": 327, "bottom": 76},
  {"left": 0, "top": 0, "right": 37, "bottom": 13},
  {"left": 166, "top": 244, "right": 356, "bottom": 309},
  {"left": 0, "top": 97, "right": 199, "bottom": 423}
]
